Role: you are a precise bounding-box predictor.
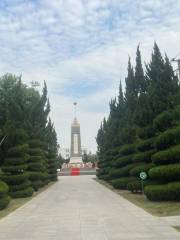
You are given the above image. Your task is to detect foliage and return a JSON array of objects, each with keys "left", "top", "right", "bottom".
[{"left": 111, "top": 177, "right": 136, "bottom": 189}]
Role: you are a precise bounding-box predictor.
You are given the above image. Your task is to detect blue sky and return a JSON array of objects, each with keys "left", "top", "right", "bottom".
[{"left": 0, "top": 0, "right": 180, "bottom": 153}]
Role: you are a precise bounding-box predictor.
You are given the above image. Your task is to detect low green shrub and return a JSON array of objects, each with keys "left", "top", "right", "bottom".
[
  {"left": 111, "top": 177, "right": 136, "bottom": 189},
  {"left": 149, "top": 163, "right": 180, "bottom": 181},
  {"left": 155, "top": 126, "right": 180, "bottom": 150},
  {"left": 10, "top": 187, "right": 34, "bottom": 198},
  {"left": 152, "top": 145, "right": 180, "bottom": 165},
  {"left": 0, "top": 196, "right": 11, "bottom": 210},
  {"left": 153, "top": 111, "right": 173, "bottom": 132},
  {"left": 113, "top": 155, "right": 132, "bottom": 167},
  {"left": 145, "top": 182, "right": 180, "bottom": 201},
  {"left": 130, "top": 163, "right": 155, "bottom": 177},
  {"left": 127, "top": 180, "right": 158, "bottom": 193},
  {"left": 9, "top": 180, "right": 31, "bottom": 192},
  {"left": 1, "top": 173, "right": 29, "bottom": 185},
  {"left": 132, "top": 150, "right": 155, "bottom": 163},
  {"left": 136, "top": 138, "right": 155, "bottom": 152},
  {"left": 0, "top": 180, "right": 9, "bottom": 197}
]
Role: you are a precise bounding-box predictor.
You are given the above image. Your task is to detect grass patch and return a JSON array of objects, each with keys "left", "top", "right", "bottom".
[
  {"left": 173, "top": 226, "right": 180, "bottom": 232},
  {"left": 0, "top": 181, "right": 56, "bottom": 220},
  {"left": 95, "top": 178, "right": 180, "bottom": 217}
]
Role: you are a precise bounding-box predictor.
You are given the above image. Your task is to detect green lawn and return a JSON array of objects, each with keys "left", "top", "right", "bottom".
[
  {"left": 0, "top": 182, "right": 56, "bottom": 220},
  {"left": 96, "top": 178, "right": 180, "bottom": 217}
]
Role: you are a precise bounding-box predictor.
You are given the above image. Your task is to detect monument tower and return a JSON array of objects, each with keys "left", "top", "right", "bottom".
[{"left": 69, "top": 102, "right": 83, "bottom": 166}]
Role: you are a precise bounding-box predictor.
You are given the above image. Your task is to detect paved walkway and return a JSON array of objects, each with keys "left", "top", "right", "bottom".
[{"left": 0, "top": 175, "right": 180, "bottom": 240}]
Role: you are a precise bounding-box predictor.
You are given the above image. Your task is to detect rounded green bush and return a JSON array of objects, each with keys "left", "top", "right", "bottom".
[
  {"left": 119, "top": 144, "right": 136, "bottom": 156},
  {"left": 9, "top": 180, "right": 31, "bottom": 192},
  {"left": 155, "top": 126, "right": 180, "bottom": 150},
  {"left": 7, "top": 144, "right": 29, "bottom": 157},
  {"left": 2, "top": 164, "right": 28, "bottom": 173},
  {"left": 130, "top": 163, "right": 154, "bottom": 177},
  {"left": 10, "top": 187, "right": 34, "bottom": 198},
  {"left": 152, "top": 145, "right": 180, "bottom": 165},
  {"left": 145, "top": 182, "right": 180, "bottom": 201},
  {"left": 127, "top": 180, "right": 158, "bottom": 193},
  {"left": 149, "top": 163, "right": 180, "bottom": 181},
  {"left": 1, "top": 173, "right": 29, "bottom": 185},
  {"left": 132, "top": 150, "right": 155, "bottom": 163},
  {"left": 0, "top": 180, "right": 9, "bottom": 197},
  {"left": 28, "top": 162, "right": 45, "bottom": 171},
  {"left": 137, "top": 125, "right": 155, "bottom": 139},
  {"left": 136, "top": 138, "right": 155, "bottom": 152},
  {"left": 153, "top": 111, "right": 173, "bottom": 132},
  {"left": 28, "top": 172, "right": 48, "bottom": 181},
  {"left": 4, "top": 156, "right": 28, "bottom": 165},
  {"left": 0, "top": 196, "right": 11, "bottom": 210},
  {"left": 111, "top": 177, "right": 136, "bottom": 189},
  {"left": 113, "top": 155, "right": 132, "bottom": 167},
  {"left": 109, "top": 163, "right": 138, "bottom": 179}
]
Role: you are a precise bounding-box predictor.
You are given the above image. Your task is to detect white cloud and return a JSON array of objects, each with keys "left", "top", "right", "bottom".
[{"left": 0, "top": 0, "right": 180, "bottom": 152}]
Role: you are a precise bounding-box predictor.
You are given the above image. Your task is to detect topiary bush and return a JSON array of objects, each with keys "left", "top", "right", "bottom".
[
  {"left": 47, "top": 150, "right": 58, "bottom": 181},
  {"left": 111, "top": 177, "right": 136, "bottom": 189},
  {"left": 155, "top": 126, "right": 180, "bottom": 150},
  {"left": 145, "top": 182, "right": 180, "bottom": 201},
  {"left": 136, "top": 138, "right": 155, "bottom": 152},
  {"left": 137, "top": 125, "right": 155, "bottom": 140},
  {"left": 132, "top": 150, "right": 155, "bottom": 163},
  {"left": 127, "top": 180, "right": 158, "bottom": 193},
  {"left": 28, "top": 139, "right": 48, "bottom": 191},
  {"left": 1, "top": 136, "right": 34, "bottom": 198},
  {"left": 119, "top": 144, "right": 136, "bottom": 156},
  {"left": 153, "top": 111, "right": 173, "bottom": 132},
  {"left": 148, "top": 163, "right": 180, "bottom": 182},
  {"left": 108, "top": 163, "right": 138, "bottom": 179},
  {"left": 0, "top": 180, "right": 10, "bottom": 210},
  {"left": 113, "top": 155, "right": 133, "bottom": 167},
  {"left": 130, "top": 163, "right": 155, "bottom": 177},
  {"left": 152, "top": 145, "right": 180, "bottom": 165}
]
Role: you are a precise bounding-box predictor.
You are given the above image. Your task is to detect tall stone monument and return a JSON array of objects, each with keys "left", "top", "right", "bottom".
[{"left": 69, "top": 103, "right": 83, "bottom": 166}]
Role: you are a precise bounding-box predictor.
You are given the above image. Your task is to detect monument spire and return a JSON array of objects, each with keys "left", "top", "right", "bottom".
[{"left": 73, "top": 102, "right": 77, "bottom": 119}]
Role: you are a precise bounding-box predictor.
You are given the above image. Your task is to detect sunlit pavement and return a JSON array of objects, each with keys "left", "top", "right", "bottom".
[{"left": 0, "top": 175, "right": 179, "bottom": 240}]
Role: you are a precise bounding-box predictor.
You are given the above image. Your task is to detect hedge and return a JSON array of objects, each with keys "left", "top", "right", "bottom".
[
  {"left": 111, "top": 177, "right": 136, "bottom": 189},
  {"left": 9, "top": 180, "right": 31, "bottom": 192},
  {"left": 113, "top": 155, "right": 133, "bottom": 168},
  {"left": 108, "top": 163, "right": 138, "bottom": 179},
  {"left": 1, "top": 173, "right": 29, "bottom": 185},
  {"left": 0, "top": 181, "right": 10, "bottom": 210},
  {"left": 130, "top": 163, "right": 155, "bottom": 177},
  {"left": 132, "top": 150, "right": 155, "bottom": 163},
  {"left": 152, "top": 145, "right": 180, "bottom": 165},
  {"left": 149, "top": 163, "right": 180, "bottom": 181},
  {"left": 155, "top": 126, "right": 180, "bottom": 150},
  {"left": 136, "top": 138, "right": 155, "bottom": 152},
  {"left": 145, "top": 182, "right": 180, "bottom": 201},
  {"left": 153, "top": 111, "right": 173, "bottom": 132}
]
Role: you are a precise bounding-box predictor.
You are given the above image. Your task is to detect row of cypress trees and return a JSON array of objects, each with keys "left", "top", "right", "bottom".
[
  {"left": 96, "top": 43, "right": 180, "bottom": 201},
  {"left": 0, "top": 74, "right": 60, "bottom": 209}
]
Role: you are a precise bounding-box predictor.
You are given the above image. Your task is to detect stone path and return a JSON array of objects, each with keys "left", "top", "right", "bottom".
[{"left": 0, "top": 175, "right": 180, "bottom": 240}]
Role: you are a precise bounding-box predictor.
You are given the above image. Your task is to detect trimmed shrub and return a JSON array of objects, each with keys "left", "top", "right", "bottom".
[
  {"left": 127, "top": 180, "right": 158, "bottom": 193},
  {"left": 2, "top": 133, "right": 34, "bottom": 198},
  {"left": 113, "top": 155, "right": 132, "bottom": 167},
  {"left": 111, "top": 177, "right": 136, "bottom": 189},
  {"left": 9, "top": 187, "right": 34, "bottom": 198},
  {"left": 149, "top": 163, "right": 180, "bottom": 181},
  {"left": 136, "top": 138, "right": 155, "bottom": 152},
  {"left": 0, "top": 180, "right": 10, "bottom": 210},
  {"left": 119, "top": 144, "right": 136, "bottom": 155},
  {"left": 145, "top": 182, "right": 180, "bottom": 201},
  {"left": 130, "top": 163, "right": 155, "bottom": 177},
  {"left": 152, "top": 145, "right": 180, "bottom": 165},
  {"left": 28, "top": 139, "right": 48, "bottom": 191},
  {"left": 47, "top": 150, "right": 58, "bottom": 181},
  {"left": 155, "top": 127, "right": 180, "bottom": 150},
  {"left": 137, "top": 125, "right": 155, "bottom": 140},
  {"left": 108, "top": 163, "right": 138, "bottom": 179},
  {"left": 132, "top": 150, "right": 155, "bottom": 163},
  {"left": 153, "top": 111, "right": 173, "bottom": 132}
]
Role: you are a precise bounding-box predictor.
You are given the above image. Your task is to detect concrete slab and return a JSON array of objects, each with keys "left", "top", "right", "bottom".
[{"left": 0, "top": 175, "right": 179, "bottom": 240}]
